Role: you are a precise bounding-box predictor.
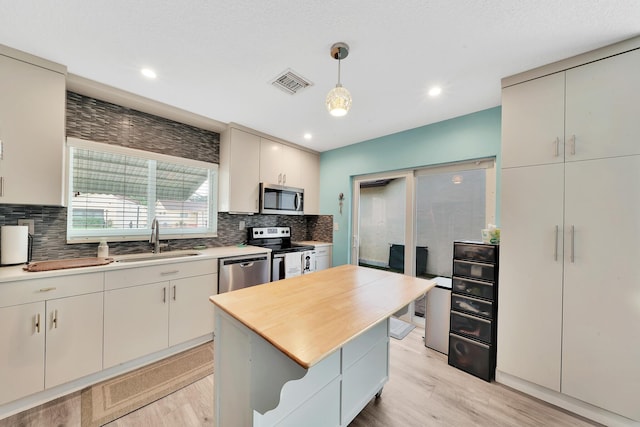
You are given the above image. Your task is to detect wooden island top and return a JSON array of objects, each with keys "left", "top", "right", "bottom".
[{"left": 210, "top": 264, "right": 435, "bottom": 368}]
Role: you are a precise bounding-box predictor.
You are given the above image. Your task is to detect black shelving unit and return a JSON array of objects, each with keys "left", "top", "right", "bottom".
[{"left": 447, "top": 241, "right": 499, "bottom": 381}]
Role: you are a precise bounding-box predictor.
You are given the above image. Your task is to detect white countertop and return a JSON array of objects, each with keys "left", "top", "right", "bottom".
[
  {"left": 294, "top": 241, "right": 332, "bottom": 247},
  {"left": 0, "top": 245, "right": 270, "bottom": 283}
]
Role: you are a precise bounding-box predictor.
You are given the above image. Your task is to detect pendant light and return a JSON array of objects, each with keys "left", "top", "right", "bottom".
[{"left": 326, "top": 42, "right": 352, "bottom": 117}]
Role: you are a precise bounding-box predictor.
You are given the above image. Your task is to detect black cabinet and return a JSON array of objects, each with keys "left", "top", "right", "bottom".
[{"left": 448, "top": 241, "right": 498, "bottom": 381}]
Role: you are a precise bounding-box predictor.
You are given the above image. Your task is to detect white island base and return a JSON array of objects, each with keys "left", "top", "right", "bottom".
[{"left": 214, "top": 309, "right": 389, "bottom": 427}]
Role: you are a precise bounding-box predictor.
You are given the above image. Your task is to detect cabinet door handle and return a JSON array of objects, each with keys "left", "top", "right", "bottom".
[
  {"left": 161, "top": 270, "right": 179, "bottom": 276},
  {"left": 163, "top": 287, "right": 167, "bottom": 303},
  {"left": 0, "top": 176, "right": 4, "bottom": 197},
  {"left": 554, "top": 137, "right": 560, "bottom": 157},
  {"left": 172, "top": 285, "right": 176, "bottom": 301},
  {"left": 568, "top": 134, "right": 576, "bottom": 155},
  {"left": 35, "top": 313, "right": 41, "bottom": 333},
  {"left": 570, "top": 225, "right": 575, "bottom": 263},
  {"left": 554, "top": 225, "right": 559, "bottom": 261},
  {"left": 282, "top": 173, "right": 286, "bottom": 185},
  {"left": 278, "top": 173, "right": 282, "bottom": 184},
  {"left": 52, "top": 310, "right": 58, "bottom": 329},
  {"left": 39, "top": 287, "right": 57, "bottom": 292}
]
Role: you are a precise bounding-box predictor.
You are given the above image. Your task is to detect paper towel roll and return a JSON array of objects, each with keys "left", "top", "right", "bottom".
[{"left": 1, "top": 225, "right": 29, "bottom": 265}]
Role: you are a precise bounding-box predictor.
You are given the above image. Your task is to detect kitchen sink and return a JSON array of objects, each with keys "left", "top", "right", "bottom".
[{"left": 113, "top": 251, "right": 202, "bottom": 263}]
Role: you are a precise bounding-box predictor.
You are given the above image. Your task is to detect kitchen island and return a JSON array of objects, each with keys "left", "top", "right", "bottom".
[{"left": 209, "top": 264, "right": 435, "bottom": 427}]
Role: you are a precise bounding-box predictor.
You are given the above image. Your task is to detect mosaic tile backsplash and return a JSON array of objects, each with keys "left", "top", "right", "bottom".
[{"left": 0, "top": 92, "right": 332, "bottom": 262}]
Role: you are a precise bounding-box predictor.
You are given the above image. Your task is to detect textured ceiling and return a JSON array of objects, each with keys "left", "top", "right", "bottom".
[{"left": 1, "top": 1, "right": 638, "bottom": 152}]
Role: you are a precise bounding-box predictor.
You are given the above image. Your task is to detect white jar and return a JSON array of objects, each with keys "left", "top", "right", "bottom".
[{"left": 97, "top": 240, "right": 109, "bottom": 258}]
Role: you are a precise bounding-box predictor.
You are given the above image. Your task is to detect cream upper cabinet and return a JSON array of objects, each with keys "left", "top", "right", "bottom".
[
  {"left": 298, "top": 149, "right": 320, "bottom": 214},
  {"left": 564, "top": 48, "right": 640, "bottom": 161},
  {"left": 219, "top": 127, "right": 261, "bottom": 213},
  {"left": 0, "top": 49, "right": 66, "bottom": 206},
  {"left": 259, "top": 138, "right": 301, "bottom": 188},
  {"left": 498, "top": 45, "right": 640, "bottom": 423},
  {"left": 501, "top": 72, "right": 565, "bottom": 168},
  {"left": 220, "top": 124, "right": 320, "bottom": 214}
]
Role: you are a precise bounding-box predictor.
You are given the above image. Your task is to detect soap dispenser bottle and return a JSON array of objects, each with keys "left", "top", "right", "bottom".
[{"left": 98, "top": 239, "right": 109, "bottom": 258}]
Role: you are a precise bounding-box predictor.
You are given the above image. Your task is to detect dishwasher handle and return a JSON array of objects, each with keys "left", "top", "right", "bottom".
[{"left": 222, "top": 255, "right": 268, "bottom": 266}]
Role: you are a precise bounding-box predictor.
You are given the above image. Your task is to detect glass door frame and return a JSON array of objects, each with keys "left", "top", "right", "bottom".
[{"left": 351, "top": 170, "right": 417, "bottom": 323}]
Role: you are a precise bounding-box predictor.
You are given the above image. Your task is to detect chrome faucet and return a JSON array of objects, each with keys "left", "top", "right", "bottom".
[{"left": 150, "top": 217, "right": 161, "bottom": 254}]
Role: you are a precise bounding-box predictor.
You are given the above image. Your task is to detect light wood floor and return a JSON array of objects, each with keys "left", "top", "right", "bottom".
[{"left": 1, "top": 328, "right": 600, "bottom": 427}]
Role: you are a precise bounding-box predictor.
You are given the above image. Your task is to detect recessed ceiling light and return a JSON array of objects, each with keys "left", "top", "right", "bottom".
[
  {"left": 141, "top": 68, "right": 157, "bottom": 79},
  {"left": 428, "top": 86, "right": 442, "bottom": 97},
  {"left": 304, "top": 133, "right": 312, "bottom": 140}
]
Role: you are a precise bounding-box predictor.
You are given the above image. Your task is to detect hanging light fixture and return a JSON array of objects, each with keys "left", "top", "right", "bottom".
[{"left": 326, "top": 42, "right": 352, "bottom": 117}]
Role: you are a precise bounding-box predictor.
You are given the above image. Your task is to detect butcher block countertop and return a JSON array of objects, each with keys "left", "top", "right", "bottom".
[{"left": 210, "top": 264, "right": 435, "bottom": 369}]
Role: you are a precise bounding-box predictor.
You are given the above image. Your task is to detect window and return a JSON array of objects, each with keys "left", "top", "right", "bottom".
[{"left": 66, "top": 138, "right": 217, "bottom": 242}]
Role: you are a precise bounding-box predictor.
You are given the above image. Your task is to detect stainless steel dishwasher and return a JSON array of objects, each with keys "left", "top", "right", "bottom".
[{"left": 218, "top": 253, "right": 271, "bottom": 293}]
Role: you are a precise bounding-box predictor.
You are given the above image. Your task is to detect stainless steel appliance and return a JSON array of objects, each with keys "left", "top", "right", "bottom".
[
  {"left": 218, "top": 253, "right": 270, "bottom": 294},
  {"left": 247, "top": 226, "right": 315, "bottom": 281},
  {"left": 260, "top": 183, "right": 304, "bottom": 215}
]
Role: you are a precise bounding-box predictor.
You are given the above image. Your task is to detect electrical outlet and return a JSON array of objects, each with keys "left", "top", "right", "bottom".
[
  {"left": 239, "top": 220, "right": 245, "bottom": 230},
  {"left": 333, "top": 222, "right": 339, "bottom": 231},
  {"left": 18, "top": 219, "right": 35, "bottom": 234}
]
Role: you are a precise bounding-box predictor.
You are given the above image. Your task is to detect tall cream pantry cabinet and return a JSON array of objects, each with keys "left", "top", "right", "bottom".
[{"left": 497, "top": 39, "right": 640, "bottom": 425}]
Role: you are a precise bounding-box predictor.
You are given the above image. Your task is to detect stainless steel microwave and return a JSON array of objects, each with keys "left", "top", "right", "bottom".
[{"left": 260, "top": 183, "right": 304, "bottom": 215}]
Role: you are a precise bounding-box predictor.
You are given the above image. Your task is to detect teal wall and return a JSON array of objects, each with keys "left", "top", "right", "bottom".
[{"left": 319, "top": 106, "right": 502, "bottom": 267}]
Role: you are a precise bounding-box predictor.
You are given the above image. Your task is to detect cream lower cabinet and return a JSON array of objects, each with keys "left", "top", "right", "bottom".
[
  {"left": 0, "top": 302, "right": 45, "bottom": 404},
  {"left": 0, "top": 273, "right": 104, "bottom": 405},
  {"left": 45, "top": 292, "right": 104, "bottom": 388},
  {"left": 314, "top": 244, "right": 332, "bottom": 271},
  {"left": 104, "top": 281, "right": 169, "bottom": 368},
  {"left": 168, "top": 273, "right": 218, "bottom": 346},
  {"left": 104, "top": 259, "right": 217, "bottom": 368}
]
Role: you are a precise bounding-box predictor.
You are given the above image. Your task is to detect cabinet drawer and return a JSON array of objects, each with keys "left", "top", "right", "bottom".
[
  {"left": 450, "top": 311, "right": 492, "bottom": 344},
  {"left": 451, "top": 294, "right": 493, "bottom": 319},
  {"left": 105, "top": 259, "right": 217, "bottom": 290},
  {"left": 452, "top": 277, "right": 494, "bottom": 300},
  {"left": 448, "top": 333, "right": 493, "bottom": 381},
  {"left": 454, "top": 242, "right": 496, "bottom": 263},
  {"left": 315, "top": 247, "right": 331, "bottom": 256},
  {"left": 342, "top": 320, "right": 387, "bottom": 369},
  {"left": 453, "top": 260, "right": 495, "bottom": 282},
  {"left": 0, "top": 272, "right": 104, "bottom": 308}
]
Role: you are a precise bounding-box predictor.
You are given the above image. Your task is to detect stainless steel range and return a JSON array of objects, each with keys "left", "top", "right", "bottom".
[{"left": 247, "top": 226, "right": 316, "bottom": 281}]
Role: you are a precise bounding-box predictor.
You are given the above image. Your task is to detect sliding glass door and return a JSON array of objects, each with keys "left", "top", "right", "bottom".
[
  {"left": 352, "top": 171, "right": 416, "bottom": 322},
  {"left": 352, "top": 159, "right": 495, "bottom": 326}
]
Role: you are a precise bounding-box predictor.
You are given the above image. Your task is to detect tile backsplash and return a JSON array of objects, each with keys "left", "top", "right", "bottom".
[
  {"left": 0, "top": 206, "right": 332, "bottom": 261},
  {"left": 0, "top": 92, "right": 331, "bottom": 262}
]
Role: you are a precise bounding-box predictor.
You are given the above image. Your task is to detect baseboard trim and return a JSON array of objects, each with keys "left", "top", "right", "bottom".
[
  {"left": 0, "top": 334, "right": 213, "bottom": 421},
  {"left": 495, "top": 370, "right": 637, "bottom": 427}
]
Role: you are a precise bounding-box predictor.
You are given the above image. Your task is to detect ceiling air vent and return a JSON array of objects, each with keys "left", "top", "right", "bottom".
[{"left": 271, "top": 69, "right": 313, "bottom": 94}]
